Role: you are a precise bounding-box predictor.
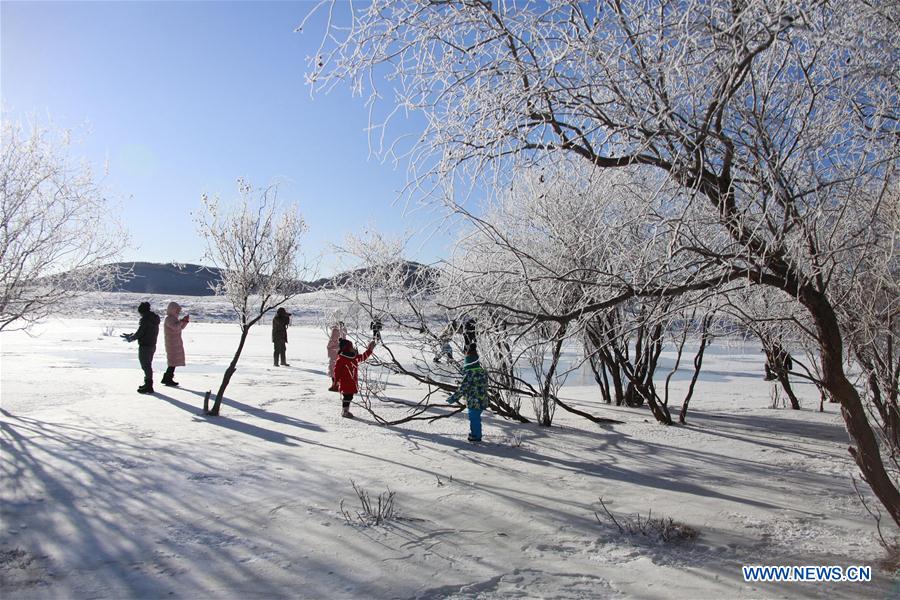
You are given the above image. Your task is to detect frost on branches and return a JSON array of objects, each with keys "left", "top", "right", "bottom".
[
  {"left": 307, "top": 1, "right": 900, "bottom": 525},
  {"left": 196, "top": 179, "right": 308, "bottom": 415},
  {"left": 0, "top": 119, "right": 126, "bottom": 332}
]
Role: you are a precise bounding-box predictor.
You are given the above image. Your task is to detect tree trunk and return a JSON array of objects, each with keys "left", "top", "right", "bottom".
[
  {"left": 762, "top": 341, "right": 800, "bottom": 410},
  {"left": 588, "top": 352, "right": 612, "bottom": 404},
  {"left": 777, "top": 372, "right": 800, "bottom": 410},
  {"left": 610, "top": 359, "right": 625, "bottom": 405},
  {"left": 643, "top": 323, "right": 664, "bottom": 400},
  {"left": 489, "top": 393, "right": 530, "bottom": 423},
  {"left": 665, "top": 319, "right": 691, "bottom": 407},
  {"left": 208, "top": 326, "right": 251, "bottom": 416},
  {"left": 642, "top": 385, "right": 673, "bottom": 424},
  {"left": 539, "top": 334, "right": 565, "bottom": 426},
  {"left": 598, "top": 315, "right": 625, "bottom": 405},
  {"left": 554, "top": 396, "right": 624, "bottom": 424},
  {"left": 599, "top": 360, "right": 612, "bottom": 404},
  {"left": 586, "top": 321, "right": 617, "bottom": 404},
  {"left": 679, "top": 315, "right": 712, "bottom": 424},
  {"left": 802, "top": 288, "right": 900, "bottom": 528}
]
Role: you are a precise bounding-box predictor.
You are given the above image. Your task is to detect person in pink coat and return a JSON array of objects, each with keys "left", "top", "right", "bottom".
[
  {"left": 162, "top": 301, "right": 189, "bottom": 387},
  {"left": 327, "top": 320, "right": 347, "bottom": 391}
]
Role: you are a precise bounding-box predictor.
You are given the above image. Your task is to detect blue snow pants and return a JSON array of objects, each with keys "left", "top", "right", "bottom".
[{"left": 468, "top": 408, "right": 483, "bottom": 440}]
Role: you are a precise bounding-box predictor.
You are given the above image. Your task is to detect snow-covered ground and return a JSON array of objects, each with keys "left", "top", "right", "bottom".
[{"left": 1, "top": 294, "right": 896, "bottom": 598}]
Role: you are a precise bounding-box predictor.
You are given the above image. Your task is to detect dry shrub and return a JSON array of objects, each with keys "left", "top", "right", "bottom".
[
  {"left": 340, "top": 479, "right": 397, "bottom": 526},
  {"left": 596, "top": 497, "right": 698, "bottom": 544}
]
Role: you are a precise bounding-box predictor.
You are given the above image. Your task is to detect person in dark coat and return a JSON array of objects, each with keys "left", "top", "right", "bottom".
[
  {"left": 764, "top": 340, "right": 799, "bottom": 408},
  {"left": 463, "top": 318, "right": 477, "bottom": 352},
  {"left": 121, "top": 301, "right": 161, "bottom": 394},
  {"left": 334, "top": 338, "right": 376, "bottom": 418},
  {"left": 370, "top": 316, "right": 383, "bottom": 342},
  {"left": 764, "top": 342, "right": 793, "bottom": 381},
  {"left": 272, "top": 307, "right": 291, "bottom": 366}
]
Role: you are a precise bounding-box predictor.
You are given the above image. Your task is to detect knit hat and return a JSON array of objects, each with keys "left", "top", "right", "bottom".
[
  {"left": 463, "top": 352, "right": 481, "bottom": 370},
  {"left": 339, "top": 338, "right": 353, "bottom": 351},
  {"left": 138, "top": 301, "right": 151, "bottom": 314},
  {"left": 277, "top": 307, "right": 291, "bottom": 317}
]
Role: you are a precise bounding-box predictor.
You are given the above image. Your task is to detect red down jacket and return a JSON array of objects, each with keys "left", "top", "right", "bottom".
[{"left": 334, "top": 347, "right": 374, "bottom": 395}]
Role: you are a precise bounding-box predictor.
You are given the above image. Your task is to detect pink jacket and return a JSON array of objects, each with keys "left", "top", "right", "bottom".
[
  {"left": 164, "top": 302, "right": 189, "bottom": 367},
  {"left": 327, "top": 324, "right": 347, "bottom": 377}
]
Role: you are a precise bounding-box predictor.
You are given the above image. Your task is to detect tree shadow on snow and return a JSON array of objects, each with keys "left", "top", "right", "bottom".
[
  {"left": 687, "top": 409, "right": 848, "bottom": 445},
  {"left": 0, "top": 408, "right": 356, "bottom": 599},
  {"left": 177, "top": 388, "right": 325, "bottom": 432},
  {"left": 392, "top": 425, "right": 784, "bottom": 512},
  {"left": 149, "top": 391, "right": 314, "bottom": 446}
]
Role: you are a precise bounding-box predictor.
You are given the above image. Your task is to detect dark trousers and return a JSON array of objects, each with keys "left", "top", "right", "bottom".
[
  {"left": 274, "top": 342, "right": 287, "bottom": 365},
  {"left": 342, "top": 393, "right": 353, "bottom": 409},
  {"left": 463, "top": 333, "right": 476, "bottom": 352},
  {"left": 139, "top": 346, "right": 155, "bottom": 385}
]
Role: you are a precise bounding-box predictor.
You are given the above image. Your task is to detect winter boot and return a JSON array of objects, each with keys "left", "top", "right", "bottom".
[
  {"left": 137, "top": 383, "right": 154, "bottom": 394},
  {"left": 467, "top": 434, "right": 482, "bottom": 443},
  {"left": 328, "top": 378, "right": 339, "bottom": 392},
  {"left": 161, "top": 367, "right": 179, "bottom": 387},
  {"left": 341, "top": 409, "right": 355, "bottom": 419}
]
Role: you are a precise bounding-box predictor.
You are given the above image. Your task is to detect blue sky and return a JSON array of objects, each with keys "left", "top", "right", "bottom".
[{"left": 2, "top": 1, "right": 449, "bottom": 275}]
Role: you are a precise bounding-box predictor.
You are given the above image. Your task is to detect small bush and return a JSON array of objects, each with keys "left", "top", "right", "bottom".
[
  {"left": 499, "top": 432, "right": 525, "bottom": 447},
  {"left": 340, "top": 479, "right": 397, "bottom": 526},
  {"left": 596, "top": 497, "right": 698, "bottom": 544},
  {"left": 435, "top": 474, "right": 453, "bottom": 487}
]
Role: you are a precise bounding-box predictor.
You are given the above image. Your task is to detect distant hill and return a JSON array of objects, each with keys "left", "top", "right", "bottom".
[
  {"left": 107, "top": 262, "right": 223, "bottom": 295},
  {"left": 103, "top": 261, "right": 438, "bottom": 296},
  {"left": 305, "top": 261, "right": 439, "bottom": 294}
]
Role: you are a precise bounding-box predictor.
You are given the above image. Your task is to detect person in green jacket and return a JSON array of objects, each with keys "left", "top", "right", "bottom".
[{"left": 446, "top": 345, "right": 489, "bottom": 442}]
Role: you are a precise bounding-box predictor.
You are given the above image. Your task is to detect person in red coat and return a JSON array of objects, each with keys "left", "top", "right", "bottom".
[{"left": 334, "top": 338, "right": 376, "bottom": 418}]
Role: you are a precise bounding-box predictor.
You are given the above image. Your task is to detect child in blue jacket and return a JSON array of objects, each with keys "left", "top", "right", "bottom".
[{"left": 446, "top": 345, "right": 489, "bottom": 442}]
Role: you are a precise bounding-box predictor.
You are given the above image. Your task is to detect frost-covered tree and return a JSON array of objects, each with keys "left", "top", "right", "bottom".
[
  {"left": 329, "top": 232, "right": 550, "bottom": 425},
  {"left": 0, "top": 119, "right": 126, "bottom": 331},
  {"left": 441, "top": 164, "right": 727, "bottom": 425},
  {"left": 722, "top": 286, "right": 828, "bottom": 409},
  {"left": 308, "top": 0, "right": 900, "bottom": 524},
  {"left": 325, "top": 234, "right": 469, "bottom": 421},
  {"left": 837, "top": 187, "right": 900, "bottom": 478},
  {"left": 196, "top": 179, "right": 307, "bottom": 416}
]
